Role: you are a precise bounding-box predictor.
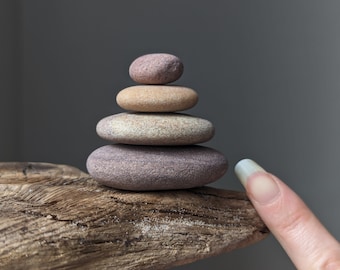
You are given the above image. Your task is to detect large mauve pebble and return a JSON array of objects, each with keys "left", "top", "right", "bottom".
[
  {"left": 116, "top": 85, "right": 198, "bottom": 112},
  {"left": 129, "top": 53, "right": 184, "bottom": 84},
  {"left": 96, "top": 112, "right": 214, "bottom": 145},
  {"left": 86, "top": 144, "right": 228, "bottom": 191}
]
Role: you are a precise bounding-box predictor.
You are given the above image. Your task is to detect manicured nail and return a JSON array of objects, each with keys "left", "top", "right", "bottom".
[
  {"left": 234, "top": 159, "right": 280, "bottom": 204},
  {"left": 234, "top": 159, "right": 266, "bottom": 187}
]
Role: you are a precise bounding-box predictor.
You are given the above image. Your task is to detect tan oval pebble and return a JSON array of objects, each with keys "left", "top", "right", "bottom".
[
  {"left": 96, "top": 112, "right": 214, "bottom": 145},
  {"left": 129, "top": 53, "right": 184, "bottom": 84},
  {"left": 116, "top": 85, "right": 198, "bottom": 112}
]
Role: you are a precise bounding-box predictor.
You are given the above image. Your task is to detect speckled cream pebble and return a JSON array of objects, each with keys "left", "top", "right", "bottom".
[{"left": 96, "top": 112, "right": 214, "bottom": 145}]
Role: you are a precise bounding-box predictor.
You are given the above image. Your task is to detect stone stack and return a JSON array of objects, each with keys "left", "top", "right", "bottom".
[{"left": 86, "top": 53, "right": 228, "bottom": 191}]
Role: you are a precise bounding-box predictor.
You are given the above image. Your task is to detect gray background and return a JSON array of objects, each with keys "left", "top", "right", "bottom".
[{"left": 1, "top": 1, "right": 340, "bottom": 269}]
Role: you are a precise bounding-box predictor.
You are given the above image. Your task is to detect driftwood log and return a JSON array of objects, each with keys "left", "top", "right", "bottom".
[{"left": 0, "top": 162, "right": 269, "bottom": 269}]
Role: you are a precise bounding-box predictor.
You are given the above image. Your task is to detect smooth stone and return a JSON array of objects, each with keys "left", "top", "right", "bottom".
[
  {"left": 129, "top": 53, "right": 184, "bottom": 84},
  {"left": 116, "top": 85, "right": 198, "bottom": 112},
  {"left": 96, "top": 112, "right": 214, "bottom": 145},
  {"left": 86, "top": 144, "right": 228, "bottom": 191}
]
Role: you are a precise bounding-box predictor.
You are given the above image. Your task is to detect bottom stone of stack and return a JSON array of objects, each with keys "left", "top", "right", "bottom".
[{"left": 86, "top": 144, "right": 228, "bottom": 191}]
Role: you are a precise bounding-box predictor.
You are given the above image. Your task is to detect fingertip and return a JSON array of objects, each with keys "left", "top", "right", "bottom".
[
  {"left": 234, "top": 158, "right": 266, "bottom": 187},
  {"left": 234, "top": 159, "right": 280, "bottom": 204}
]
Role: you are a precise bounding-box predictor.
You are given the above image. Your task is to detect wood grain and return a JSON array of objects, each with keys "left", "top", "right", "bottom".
[{"left": 0, "top": 162, "right": 269, "bottom": 269}]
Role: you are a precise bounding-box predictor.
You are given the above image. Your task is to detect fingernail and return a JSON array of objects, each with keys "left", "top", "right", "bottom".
[
  {"left": 234, "top": 159, "right": 266, "bottom": 186},
  {"left": 234, "top": 159, "right": 280, "bottom": 204}
]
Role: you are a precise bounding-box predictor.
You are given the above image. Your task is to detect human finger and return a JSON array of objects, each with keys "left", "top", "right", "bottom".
[{"left": 234, "top": 159, "right": 340, "bottom": 270}]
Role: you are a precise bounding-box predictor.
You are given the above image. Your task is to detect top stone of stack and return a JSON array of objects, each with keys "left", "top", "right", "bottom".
[{"left": 129, "top": 53, "right": 184, "bottom": 84}]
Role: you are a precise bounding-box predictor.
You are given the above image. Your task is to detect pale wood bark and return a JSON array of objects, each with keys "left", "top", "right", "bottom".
[{"left": 0, "top": 162, "right": 269, "bottom": 269}]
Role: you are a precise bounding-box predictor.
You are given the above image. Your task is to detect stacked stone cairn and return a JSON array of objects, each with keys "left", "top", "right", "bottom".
[{"left": 86, "top": 53, "right": 228, "bottom": 191}]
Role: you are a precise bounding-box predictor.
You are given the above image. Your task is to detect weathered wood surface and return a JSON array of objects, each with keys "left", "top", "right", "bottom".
[{"left": 0, "top": 162, "right": 269, "bottom": 269}]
